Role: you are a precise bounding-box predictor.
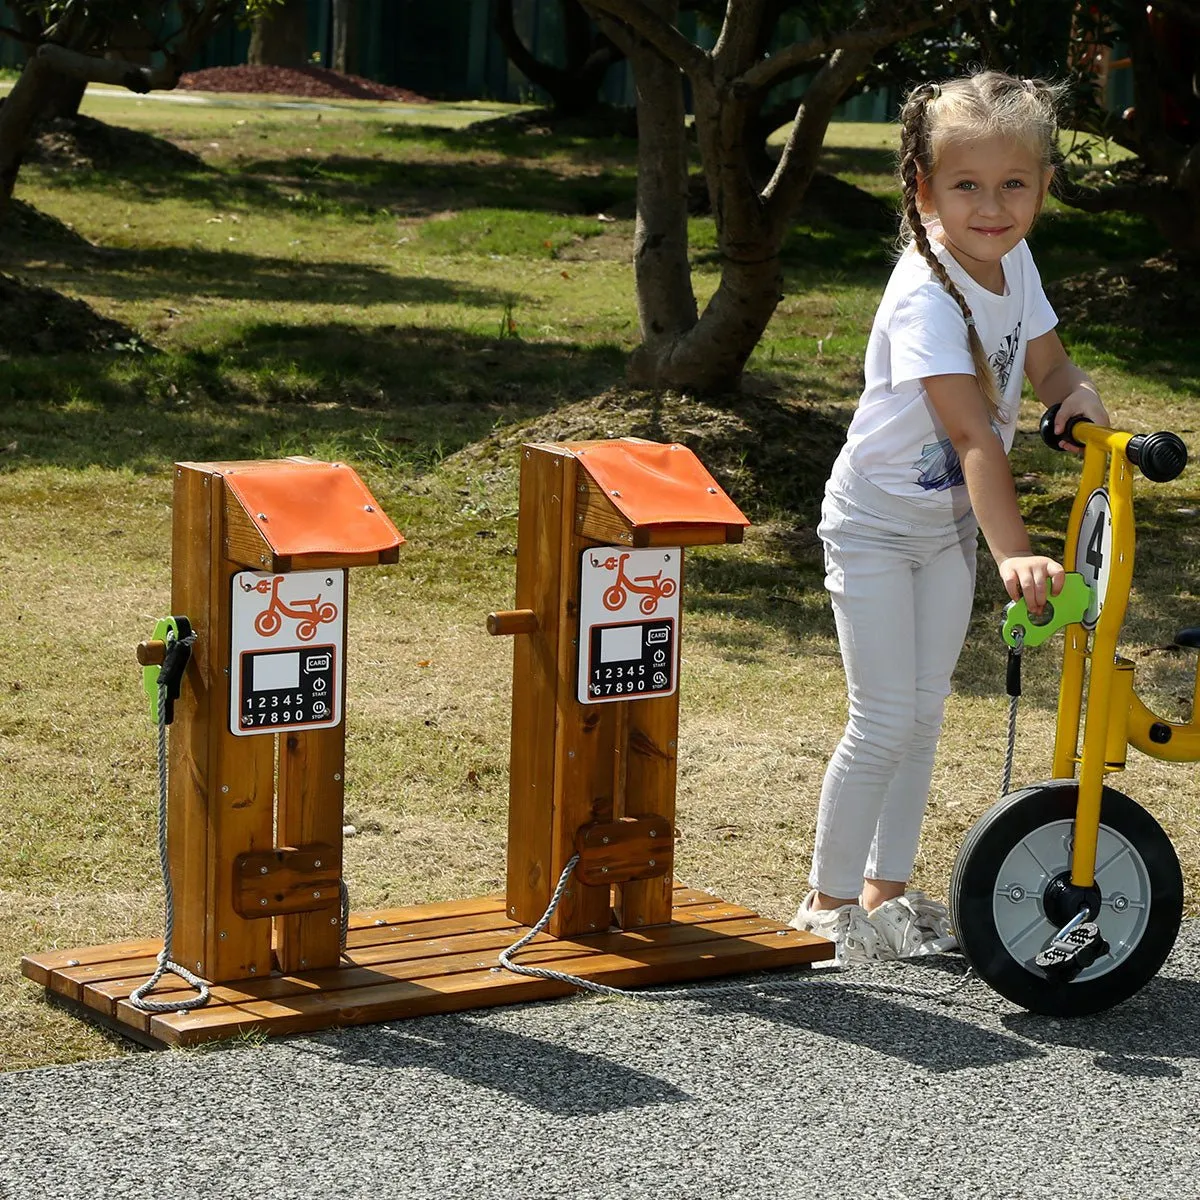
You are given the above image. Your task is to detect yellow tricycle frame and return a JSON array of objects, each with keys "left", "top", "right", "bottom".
[{"left": 1052, "top": 420, "right": 1200, "bottom": 890}]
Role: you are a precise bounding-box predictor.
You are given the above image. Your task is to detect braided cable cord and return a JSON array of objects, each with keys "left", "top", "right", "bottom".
[
  {"left": 498, "top": 856, "right": 974, "bottom": 1006},
  {"left": 129, "top": 653, "right": 210, "bottom": 1014},
  {"left": 1001, "top": 628, "right": 1024, "bottom": 797}
]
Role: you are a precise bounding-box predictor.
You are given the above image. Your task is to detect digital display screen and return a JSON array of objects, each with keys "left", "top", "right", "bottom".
[
  {"left": 251, "top": 651, "right": 300, "bottom": 692},
  {"left": 600, "top": 624, "right": 642, "bottom": 663}
]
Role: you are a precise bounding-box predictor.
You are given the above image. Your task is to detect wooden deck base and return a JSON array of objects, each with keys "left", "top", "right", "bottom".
[{"left": 22, "top": 885, "right": 832, "bottom": 1049}]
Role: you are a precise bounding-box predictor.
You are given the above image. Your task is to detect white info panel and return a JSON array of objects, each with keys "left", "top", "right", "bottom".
[
  {"left": 229, "top": 569, "right": 346, "bottom": 735},
  {"left": 577, "top": 546, "right": 681, "bottom": 705}
]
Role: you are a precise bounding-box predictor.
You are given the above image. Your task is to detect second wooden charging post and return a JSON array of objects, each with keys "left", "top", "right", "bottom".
[{"left": 492, "top": 438, "right": 833, "bottom": 978}]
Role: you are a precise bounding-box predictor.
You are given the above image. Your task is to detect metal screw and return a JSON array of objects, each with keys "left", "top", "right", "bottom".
[
  {"left": 601, "top": 867, "right": 609, "bottom": 874},
  {"left": 364, "top": 504, "right": 374, "bottom": 512},
  {"left": 509, "top": 906, "right": 517, "bottom": 916},
  {"left": 1005, "top": 884, "right": 1026, "bottom": 903},
  {"left": 568, "top": 750, "right": 575, "bottom": 759},
  {"left": 611, "top": 489, "right": 621, "bottom": 497},
  {"left": 649, "top": 830, "right": 657, "bottom": 838},
  {"left": 313, "top": 891, "right": 321, "bottom": 899},
  {"left": 249, "top": 965, "right": 257, "bottom": 975},
  {"left": 648, "top": 859, "right": 656, "bottom": 867},
  {"left": 375, "top": 919, "right": 386, "bottom": 926},
  {"left": 707, "top": 487, "right": 717, "bottom": 494},
  {"left": 257, "top": 512, "right": 268, "bottom": 521},
  {"left": 260, "top": 866, "right": 268, "bottom": 875},
  {"left": 196, "top": 961, "right": 203, "bottom": 972},
  {"left": 221, "top": 785, "right": 229, "bottom": 794},
  {"left": 333, "top": 773, "right": 341, "bottom": 782},
  {"left": 313, "top": 859, "right": 322, "bottom": 868},
  {"left": 300, "top": 959, "right": 307, "bottom": 968},
  {"left": 667, "top": 741, "right": 676, "bottom": 749},
  {"left": 329, "top": 918, "right": 338, "bottom": 926},
  {"left": 66, "top": 959, "right": 79, "bottom": 967},
  {"left": 260, "top": 898, "right": 268, "bottom": 906},
  {"left": 601, "top": 836, "right": 609, "bottom": 844},
  {"left": 219, "top": 931, "right": 227, "bottom": 940},
  {"left": 1112, "top": 894, "right": 1129, "bottom": 912}
]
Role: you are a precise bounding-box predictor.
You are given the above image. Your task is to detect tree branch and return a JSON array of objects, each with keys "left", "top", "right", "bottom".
[
  {"left": 740, "top": 0, "right": 973, "bottom": 95},
  {"left": 711, "top": 0, "right": 766, "bottom": 78},
  {"left": 762, "top": 45, "right": 875, "bottom": 228},
  {"left": 1056, "top": 177, "right": 1177, "bottom": 218},
  {"left": 581, "top": 0, "right": 711, "bottom": 78},
  {"left": 494, "top": 0, "right": 563, "bottom": 94},
  {"left": 36, "top": 43, "right": 181, "bottom": 93}
]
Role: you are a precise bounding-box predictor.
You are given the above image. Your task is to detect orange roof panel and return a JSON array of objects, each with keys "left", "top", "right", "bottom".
[
  {"left": 569, "top": 440, "right": 748, "bottom": 528},
  {"left": 223, "top": 460, "right": 404, "bottom": 557}
]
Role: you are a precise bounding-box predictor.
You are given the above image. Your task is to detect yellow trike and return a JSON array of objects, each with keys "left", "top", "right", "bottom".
[{"left": 950, "top": 406, "right": 1191, "bottom": 1015}]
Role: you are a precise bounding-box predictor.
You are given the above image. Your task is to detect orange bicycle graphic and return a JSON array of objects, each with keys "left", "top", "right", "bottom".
[
  {"left": 242, "top": 575, "right": 338, "bottom": 641},
  {"left": 591, "top": 552, "right": 677, "bottom": 615}
]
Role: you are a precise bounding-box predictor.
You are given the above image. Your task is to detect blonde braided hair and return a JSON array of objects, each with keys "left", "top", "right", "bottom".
[{"left": 898, "top": 72, "right": 1063, "bottom": 422}]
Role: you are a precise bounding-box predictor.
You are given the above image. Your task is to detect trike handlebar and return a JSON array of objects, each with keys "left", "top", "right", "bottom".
[{"left": 1040, "top": 404, "right": 1188, "bottom": 483}]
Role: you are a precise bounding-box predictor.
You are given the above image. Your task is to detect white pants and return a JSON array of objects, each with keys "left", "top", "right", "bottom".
[{"left": 810, "top": 458, "right": 978, "bottom": 900}]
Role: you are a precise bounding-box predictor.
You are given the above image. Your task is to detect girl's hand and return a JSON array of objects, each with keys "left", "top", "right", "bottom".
[
  {"left": 999, "top": 555, "right": 1065, "bottom": 615},
  {"left": 1053, "top": 386, "right": 1110, "bottom": 453}
]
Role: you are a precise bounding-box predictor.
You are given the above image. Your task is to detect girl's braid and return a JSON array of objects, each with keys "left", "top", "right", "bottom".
[{"left": 898, "top": 84, "right": 1002, "bottom": 420}]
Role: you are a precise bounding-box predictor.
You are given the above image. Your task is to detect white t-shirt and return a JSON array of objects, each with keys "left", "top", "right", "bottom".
[{"left": 838, "top": 236, "right": 1058, "bottom": 509}]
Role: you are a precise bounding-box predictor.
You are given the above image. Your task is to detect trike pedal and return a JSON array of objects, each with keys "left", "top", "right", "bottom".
[{"left": 1035, "top": 921, "right": 1110, "bottom": 980}]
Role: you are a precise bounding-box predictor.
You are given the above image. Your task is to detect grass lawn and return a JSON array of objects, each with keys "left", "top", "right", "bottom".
[{"left": 2, "top": 87, "right": 1198, "bottom": 1072}]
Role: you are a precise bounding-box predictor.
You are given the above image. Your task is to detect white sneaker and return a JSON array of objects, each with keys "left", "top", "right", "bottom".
[
  {"left": 790, "top": 890, "right": 891, "bottom": 966},
  {"left": 868, "top": 891, "right": 958, "bottom": 959}
]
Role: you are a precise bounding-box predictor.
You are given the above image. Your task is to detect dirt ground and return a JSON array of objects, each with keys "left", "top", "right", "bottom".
[{"left": 177, "top": 64, "right": 432, "bottom": 104}]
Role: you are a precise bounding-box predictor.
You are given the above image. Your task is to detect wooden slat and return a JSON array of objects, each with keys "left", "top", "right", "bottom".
[
  {"left": 549, "top": 518, "right": 620, "bottom": 938},
  {"left": 30, "top": 890, "right": 832, "bottom": 1049},
  {"left": 615, "top": 558, "right": 683, "bottom": 930},
  {"left": 143, "top": 924, "right": 826, "bottom": 1047},
  {"left": 74, "top": 907, "right": 815, "bottom": 1024},
  {"left": 210, "top": 474, "right": 276, "bottom": 982},
  {"left": 276, "top": 724, "right": 346, "bottom": 972},
  {"left": 79, "top": 900, "right": 769, "bottom": 1014},
  {"left": 505, "top": 445, "right": 572, "bottom": 926},
  {"left": 20, "top": 939, "right": 161, "bottom": 986}
]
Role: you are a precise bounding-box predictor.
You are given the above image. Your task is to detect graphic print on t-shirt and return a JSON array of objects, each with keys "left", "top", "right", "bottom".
[
  {"left": 990, "top": 320, "right": 1022, "bottom": 391},
  {"left": 912, "top": 320, "right": 1023, "bottom": 491}
]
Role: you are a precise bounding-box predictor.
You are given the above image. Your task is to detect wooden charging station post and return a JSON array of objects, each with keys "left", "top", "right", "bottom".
[
  {"left": 490, "top": 438, "right": 833, "bottom": 980},
  {"left": 23, "top": 442, "right": 830, "bottom": 1050}
]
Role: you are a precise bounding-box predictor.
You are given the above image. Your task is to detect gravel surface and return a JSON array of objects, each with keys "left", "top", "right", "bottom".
[{"left": 4, "top": 925, "right": 1200, "bottom": 1200}]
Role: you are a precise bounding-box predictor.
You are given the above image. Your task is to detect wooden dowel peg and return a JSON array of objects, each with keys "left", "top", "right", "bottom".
[
  {"left": 486, "top": 609, "right": 538, "bottom": 636},
  {"left": 137, "top": 640, "right": 166, "bottom": 666}
]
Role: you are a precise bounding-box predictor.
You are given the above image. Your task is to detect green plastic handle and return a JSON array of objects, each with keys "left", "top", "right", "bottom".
[
  {"left": 142, "top": 616, "right": 185, "bottom": 724},
  {"left": 1001, "top": 572, "right": 1094, "bottom": 649}
]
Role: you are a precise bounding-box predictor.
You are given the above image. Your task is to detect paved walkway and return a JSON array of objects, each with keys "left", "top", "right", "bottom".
[{"left": 4, "top": 923, "right": 1199, "bottom": 1200}]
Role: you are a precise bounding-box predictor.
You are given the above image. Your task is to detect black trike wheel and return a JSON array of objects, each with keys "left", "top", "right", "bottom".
[{"left": 950, "top": 780, "right": 1182, "bottom": 1016}]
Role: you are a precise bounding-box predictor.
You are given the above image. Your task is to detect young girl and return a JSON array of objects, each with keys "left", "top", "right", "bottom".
[{"left": 793, "top": 70, "right": 1110, "bottom": 963}]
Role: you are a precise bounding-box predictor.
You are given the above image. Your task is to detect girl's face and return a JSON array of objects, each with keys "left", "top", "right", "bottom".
[{"left": 919, "top": 135, "right": 1052, "bottom": 290}]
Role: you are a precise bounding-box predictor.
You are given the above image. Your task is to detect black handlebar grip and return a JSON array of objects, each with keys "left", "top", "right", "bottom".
[
  {"left": 1039, "top": 403, "right": 1090, "bottom": 451},
  {"left": 1127, "top": 431, "right": 1188, "bottom": 482}
]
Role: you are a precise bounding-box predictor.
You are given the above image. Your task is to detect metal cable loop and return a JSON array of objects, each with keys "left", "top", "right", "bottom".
[
  {"left": 497, "top": 856, "right": 974, "bottom": 1006},
  {"left": 129, "top": 654, "right": 210, "bottom": 1014}
]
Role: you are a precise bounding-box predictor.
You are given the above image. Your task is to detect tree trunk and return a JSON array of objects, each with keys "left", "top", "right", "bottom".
[
  {"left": 43, "top": 74, "right": 87, "bottom": 120},
  {"left": 332, "top": 0, "right": 358, "bottom": 75},
  {"left": 0, "top": 55, "right": 59, "bottom": 210},
  {"left": 624, "top": 0, "right": 698, "bottom": 388},
  {"left": 248, "top": 0, "right": 309, "bottom": 68}
]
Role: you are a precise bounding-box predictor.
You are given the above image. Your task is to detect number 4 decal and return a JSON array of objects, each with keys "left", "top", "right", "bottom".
[
  {"left": 1085, "top": 510, "right": 1105, "bottom": 574},
  {"left": 1076, "top": 489, "right": 1112, "bottom": 630}
]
